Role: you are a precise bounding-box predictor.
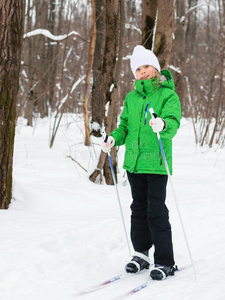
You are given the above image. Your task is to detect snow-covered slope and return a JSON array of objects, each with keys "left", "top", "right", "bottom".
[{"left": 0, "top": 115, "right": 225, "bottom": 300}]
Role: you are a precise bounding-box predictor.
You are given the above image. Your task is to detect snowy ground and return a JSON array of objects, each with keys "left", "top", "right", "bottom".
[{"left": 1, "top": 114, "right": 225, "bottom": 300}]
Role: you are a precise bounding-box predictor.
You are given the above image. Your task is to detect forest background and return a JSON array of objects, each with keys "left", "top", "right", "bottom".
[{"left": 0, "top": 0, "right": 224, "bottom": 208}]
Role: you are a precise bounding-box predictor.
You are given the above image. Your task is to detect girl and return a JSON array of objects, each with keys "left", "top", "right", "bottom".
[{"left": 101, "top": 45, "right": 181, "bottom": 280}]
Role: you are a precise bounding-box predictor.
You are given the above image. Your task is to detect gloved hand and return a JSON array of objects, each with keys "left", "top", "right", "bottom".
[
  {"left": 101, "top": 136, "right": 115, "bottom": 153},
  {"left": 150, "top": 117, "right": 166, "bottom": 133}
]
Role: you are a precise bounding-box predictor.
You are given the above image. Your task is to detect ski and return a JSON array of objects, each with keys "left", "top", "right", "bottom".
[
  {"left": 78, "top": 268, "right": 150, "bottom": 294},
  {"left": 78, "top": 263, "right": 192, "bottom": 297},
  {"left": 78, "top": 272, "right": 129, "bottom": 293},
  {"left": 111, "top": 280, "right": 150, "bottom": 300},
  {"left": 111, "top": 265, "right": 187, "bottom": 299}
]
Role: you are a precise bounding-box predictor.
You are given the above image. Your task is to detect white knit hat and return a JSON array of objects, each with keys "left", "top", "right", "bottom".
[{"left": 130, "top": 45, "right": 161, "bottom": 78}]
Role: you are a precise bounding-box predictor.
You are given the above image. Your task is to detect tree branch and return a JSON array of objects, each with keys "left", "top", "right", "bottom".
[
  {"left": 67, "top": 156, "right": 87, "bottom": 172},
  {"left": 23, "top": 28, "right": 86, "bottom": 41}
]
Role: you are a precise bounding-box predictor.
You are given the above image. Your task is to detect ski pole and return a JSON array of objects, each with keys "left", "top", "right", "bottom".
[
  {"left": 149, "top": 108, "right": 197, "bottom": 281},
  {"left": 104, "top": 135, "right": 132, "bottom": 257}
]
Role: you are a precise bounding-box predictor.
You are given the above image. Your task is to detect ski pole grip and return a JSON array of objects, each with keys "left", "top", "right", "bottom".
[
  {"left": 149, "top": 108, "right": 157, "bottom": 119},
  {"left": 104, "top": 135, "right": 108, "bottom": 143}
]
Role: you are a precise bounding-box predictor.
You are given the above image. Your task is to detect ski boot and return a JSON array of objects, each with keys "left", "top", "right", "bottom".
[
  {"left": 150, "top": 264, "right": 178, "bottom": 280},
  {"left": 125, "top": 251, "right": 150, "bottom": 274}
]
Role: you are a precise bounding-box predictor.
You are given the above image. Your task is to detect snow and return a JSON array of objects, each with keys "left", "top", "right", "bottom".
[
  {"left": 125, "top": 24, "right": 142, "bottom": 35},
  {"left": 57, "top": 75, "right": 86, "bottom": 110},
  {"left": 179, "top": 16, "right": 186, "bottom": 24},
  {"left": 168, "top": 65, "right": 181, "bottom": 74},
  {"left": 1, "top": 115, "right": 225, "bottom": 299},
  {"left": 23, "top": 29, "right": 84, "bottom": 41},
  {"left": 91, "top": 121, "right": 101, "bottom": 132},
  {"left": 110, "top": 84, "right": 115, "bottom": 93}
]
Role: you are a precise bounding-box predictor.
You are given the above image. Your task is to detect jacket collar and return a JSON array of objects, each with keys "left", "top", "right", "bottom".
[{"left": 135, "top": 78, "right": 160, "bottom": 95}]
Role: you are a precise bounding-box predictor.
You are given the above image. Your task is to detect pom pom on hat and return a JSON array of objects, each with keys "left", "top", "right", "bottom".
[{"left": 130, "top": 45, "right": 161, "bottom": 78}]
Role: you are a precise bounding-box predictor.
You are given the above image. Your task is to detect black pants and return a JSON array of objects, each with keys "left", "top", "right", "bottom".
[{"left": 127, "top": 172, "right": 175, "bottom": 266}]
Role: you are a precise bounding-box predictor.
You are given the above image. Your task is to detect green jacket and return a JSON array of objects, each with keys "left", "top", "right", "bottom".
[{"left": 111, "top": 70, "right": 181, "bottom": 175}]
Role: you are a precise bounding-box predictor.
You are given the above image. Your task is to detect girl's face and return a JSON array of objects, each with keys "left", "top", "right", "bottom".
[{"left": 135, "top": 65, "right": 157, "bottom": 80}]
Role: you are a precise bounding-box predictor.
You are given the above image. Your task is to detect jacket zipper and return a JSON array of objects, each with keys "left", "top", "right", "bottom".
[
  {"left": 144, "top": 102, "right": 150, "bottom": 125},
  {"left": 134, "top": 101, "right": 149, "bottom": 172}
]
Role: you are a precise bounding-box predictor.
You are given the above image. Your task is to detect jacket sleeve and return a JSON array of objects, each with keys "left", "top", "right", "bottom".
[
  {"left": 110, "top": 98, "right": 128, "bottom": 146},
  {"left": 160, "top": 92, "right": 181, "bottom": 140}
]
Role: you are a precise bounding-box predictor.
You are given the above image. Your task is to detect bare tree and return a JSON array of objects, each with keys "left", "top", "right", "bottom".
[
  {"left": 34, "top": 0, "right": 49, "bottom": 118},
  {"left": 141, "top": 0, "right": 175, "bottom": 69},
  {"left": 0, "top": 0, "right": 25, "bottom": 208},
  {"left": 208, "top": 0, "right": 225, "bottom": 147},
  {"left": 103, "top": 0, "right": 125, "bottom": 184},
  {"left": 91, "top": 0, "right": 105, "bottom": 137},
  {"left": 185, "top": 0, "right": 198, "bottom": 54},
  {"left": 24, "top": 0, "right": 34, "bottom": 126},
  {"left": 90, "top": 0, "right": 121, "bottom": 184},
  {"left": 171, "top": 0, "right": 188, "bottom": 115},
  {"left": 142, "top": 0, "right": 157, "bottom": 49},
  {"left": 84, "top": 0, "right": 96, "bottom": 146},
  {"left": 17, "top": 0, "right": 225, "bottom": 154},
  {"left": 153, "top": 0, "right": 175, "bottom": 69}
]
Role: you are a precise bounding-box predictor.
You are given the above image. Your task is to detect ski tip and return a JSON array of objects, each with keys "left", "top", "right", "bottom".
[{"left": 77, "top": 273, "right": 124, "bottom": 294}]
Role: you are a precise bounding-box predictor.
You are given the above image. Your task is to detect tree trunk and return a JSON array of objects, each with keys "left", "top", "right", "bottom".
[
  {"left": 89, "top": 0, "right": 120, "bottom": 185},
  {"left": 46, "top": 0, "right": 62, "bottom": 113},
  {"left": 102, "top": 0, "right": 119, "bottom": 112},
  {"left": 185, "top": 0, "right": 198, "bottom": 54},
  {"left": 91, "top": 0, "right": 105, "bottom": 137},
  {"left": 172, "top": 0, "right": 187, "bottom": 115},
  {"left": 24, "top": 0, "right": 34, "bottom": 126},
  {"left": 84, "top": 0, "right": 96, "bottom": 146},
  {"left": 103, "top": 0, "right": 125, "bottom": 184},
  {"left": 35, "top": 0, "right": 48, "bottom": 118},
  {"left": 175, "top": 0, "right": 186, "bottom": 57},
  {"left": 153, "top": 0, "right": 175, "bottom": 69},
  {"left": 141, "top": 0, "right": 157, "bottom": 49},
  {"left": 0, "top": 0, "right": 25, "bottom": 208},
  {"left": 208, "top": 0, "right": 225, "bottom": 147}
]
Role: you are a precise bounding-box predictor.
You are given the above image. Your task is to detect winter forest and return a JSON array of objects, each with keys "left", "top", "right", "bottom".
[
  {"left": 1, "top": 0, "right": 225, "bottom": 208},
  {"left": 0, "top": 0, "right": 225, "bottom": 299}
]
